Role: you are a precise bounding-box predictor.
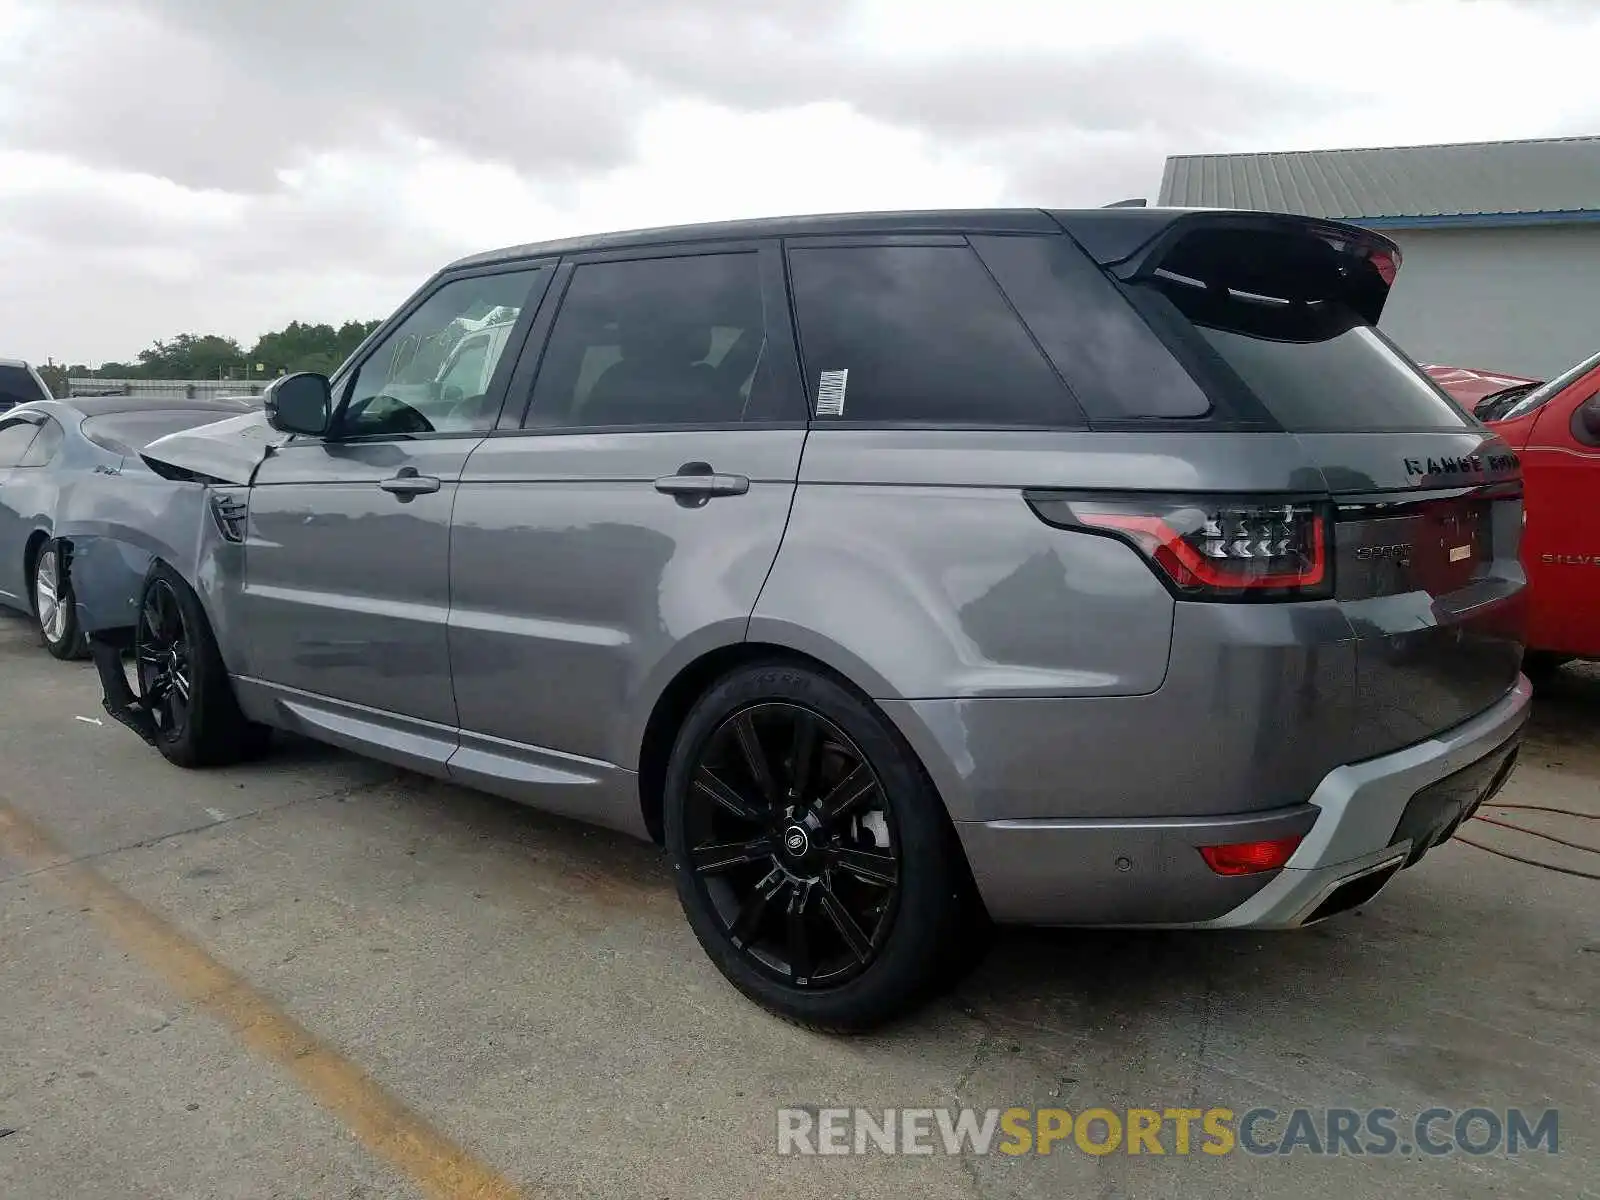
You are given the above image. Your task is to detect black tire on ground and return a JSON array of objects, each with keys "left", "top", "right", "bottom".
[
  {"left": 1522, "top": 651, "right": 1573, "bottom": 682},
  {"left": 135, "top": 560, "right": 272, "bottom": 768},
  {"left": 31, "top": 539, "right": 88, "bottom": 660},
  {"left": 663, "top": 660, "right": 979, "bottom": 1032}
]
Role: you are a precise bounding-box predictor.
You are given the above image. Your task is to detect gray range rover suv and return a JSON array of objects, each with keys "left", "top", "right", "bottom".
[{"left": 77, "top": 207, "right": 1530, "bottom": 1030}]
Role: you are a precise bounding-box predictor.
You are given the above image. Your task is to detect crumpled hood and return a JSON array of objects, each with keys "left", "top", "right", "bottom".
[{"left": 139, "top": 409, "right": 287, "bottom": 485}]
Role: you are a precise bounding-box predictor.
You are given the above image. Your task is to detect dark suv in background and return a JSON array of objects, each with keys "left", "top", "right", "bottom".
[
  {"left": 77, "top": 207, "right": 1530, "bottom": 1029},
  {"left": 0, "top": 358, "right": 52, "bottom": 413}
]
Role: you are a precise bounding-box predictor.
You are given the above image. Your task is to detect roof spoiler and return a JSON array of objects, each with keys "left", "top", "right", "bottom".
[
  {"left": 1051, "top": 207, "right": 1397, "bottom": 266},
  {"left": 1049, "top": 208, "right": 1402, "bottom": 324}
]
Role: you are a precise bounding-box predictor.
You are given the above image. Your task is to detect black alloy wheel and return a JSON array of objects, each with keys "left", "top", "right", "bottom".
[
  {"left": 136, "top": 576, "right": 193, "bottom": 741},
  {"left": 665, "top": 662, "right": 979, "bottom": 1031},
  {"left": 682, "top": 701, "right": 901, "bottom": 989}
]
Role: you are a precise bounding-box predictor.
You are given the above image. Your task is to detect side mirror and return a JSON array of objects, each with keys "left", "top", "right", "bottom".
[
  {"left": 1577, "top": 394, "right": 1600, "bottom": 445},
  {"left": 264, "top": 372, "right": 332, "bottom": 436}
]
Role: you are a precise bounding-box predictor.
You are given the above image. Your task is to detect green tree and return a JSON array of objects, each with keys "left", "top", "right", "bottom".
[
  {"left": 136, "top": 333, "right": 247, "bottom": 380},
  {"left": 36, "top": 363, "right": 68, "bottom": 396},
  {"left": 249, "top": 318, "right": 381, "bottom": 376},
  {"left": 63, "top": 317, "right": 384, "bottom": 383}
]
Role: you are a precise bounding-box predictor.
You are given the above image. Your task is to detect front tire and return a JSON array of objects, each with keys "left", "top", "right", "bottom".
[
  {"left": 663, "top": 661, "right": 973, "bottom": 1032},
  {"left": 134, "top": 562, "right": 270, "bottom": 768},
  {"left": 32, "top": 540, "right": 87, "bottom": 660}
]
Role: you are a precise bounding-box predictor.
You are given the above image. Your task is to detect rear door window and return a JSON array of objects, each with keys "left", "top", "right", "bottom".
[
  {"left": 787, "top": 243, "right": 1081, "bottom": 427},
  {"left": 525, "top": 251, "right": 781, "bottom": 429}
]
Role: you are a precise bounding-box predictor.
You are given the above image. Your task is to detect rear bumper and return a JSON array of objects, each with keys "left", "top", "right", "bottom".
[{"left": 954, "top": 675, "right": 1533, "bottom": 927}]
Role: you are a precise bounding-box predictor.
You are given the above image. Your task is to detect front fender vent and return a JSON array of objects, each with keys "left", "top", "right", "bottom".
[{"left": 210, "top": 492, "right": 248, "bottom": 544}]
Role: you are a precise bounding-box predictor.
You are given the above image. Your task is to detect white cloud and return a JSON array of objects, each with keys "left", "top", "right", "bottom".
[{"left": 0, "top": 0, "right": 1596, "bottom": 365}]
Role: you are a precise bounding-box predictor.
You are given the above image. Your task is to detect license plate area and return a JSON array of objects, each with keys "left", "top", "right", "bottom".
[
  {"left": 1413, "top": 497, "right": 1494, "bottom": 591},
  {"left": 1336, "top": 497, "right": 1496, "bottom": 601}
]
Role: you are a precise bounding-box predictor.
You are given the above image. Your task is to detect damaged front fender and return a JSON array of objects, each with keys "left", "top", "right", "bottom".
[
  {"left": 55, "top": 410, "right": 280, "bottom": 741},
  {"left": 60, "top": 406, "right": 279, "bottom": 638}
]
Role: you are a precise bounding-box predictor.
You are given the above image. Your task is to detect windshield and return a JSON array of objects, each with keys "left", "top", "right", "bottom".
[
  {"left": 81, "top": 409, "right": 237, "bottom": 455},
  {"left": 1495, "top": 349, "right": 1600, "bottom": 422},
  {"left": 1474, "top": 382, "right": 1537, "bottom": 422}
]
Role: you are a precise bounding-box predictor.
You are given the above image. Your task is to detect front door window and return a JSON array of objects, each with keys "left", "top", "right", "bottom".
[{"left": 339, "top": 272, "right": 541, "bottom": 438}]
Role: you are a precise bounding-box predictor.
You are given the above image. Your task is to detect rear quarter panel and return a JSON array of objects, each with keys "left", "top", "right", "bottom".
[
  {"left": 751, "top": 428, "right": 1328, "bottom": 702},
  {"left": 750, "top": 429, "right": 1336, "bottom": 823}
]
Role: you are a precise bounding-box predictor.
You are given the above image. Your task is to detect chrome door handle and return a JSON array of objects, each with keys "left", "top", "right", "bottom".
[
  {"left": 654, "top": 464, "right": 750, "bottom": 503},
  {"left": 379, "top": 470, "right": 441, "bottom": 500}
]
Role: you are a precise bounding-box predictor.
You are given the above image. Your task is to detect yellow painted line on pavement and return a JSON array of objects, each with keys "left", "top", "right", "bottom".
[{"left": 0, "top": 798, "right": 528, "bottom": 1200}]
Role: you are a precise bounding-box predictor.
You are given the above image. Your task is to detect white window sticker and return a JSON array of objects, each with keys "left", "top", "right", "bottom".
[{"left": 816, "top": 368, "right": 848, "bottom": 417}]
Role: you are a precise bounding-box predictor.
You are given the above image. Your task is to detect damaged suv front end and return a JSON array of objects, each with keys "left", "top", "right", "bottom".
[{"left": 62, "top": 411, "right": 283, "bottom": 744}]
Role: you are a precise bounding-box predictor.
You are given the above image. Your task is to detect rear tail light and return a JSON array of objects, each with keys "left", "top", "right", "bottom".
[
  {"left": 1026, "top": 493, "right": 1332, "bottom": 601},
  {"left": 1198, "top": 835, "right": 1302, "bottom": 876}
]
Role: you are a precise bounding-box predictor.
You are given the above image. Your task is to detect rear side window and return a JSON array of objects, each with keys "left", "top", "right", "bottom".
[
  {"left": 0, "top": 420, "right": 40, "bottom": 466},
  {"left": 18, "top": 416, "right": 62, "bottom": 466},
  {"left": 788, "top": 244, "right": 1079, "bottom": 427}
]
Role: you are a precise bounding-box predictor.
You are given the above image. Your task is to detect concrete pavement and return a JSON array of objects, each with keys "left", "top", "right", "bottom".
[{"left": 1, "top": 607, "right": 1596, "bottom": 1199}]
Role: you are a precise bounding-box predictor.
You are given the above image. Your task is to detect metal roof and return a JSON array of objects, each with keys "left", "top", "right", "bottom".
[{"left": 1159, "top": 136, "right": 1600, "bottom": 228}]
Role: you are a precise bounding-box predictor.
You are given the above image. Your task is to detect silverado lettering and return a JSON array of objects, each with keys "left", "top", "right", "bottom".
[{"left": 1540, "top": 553, "right": 1599, "bottom": 566}]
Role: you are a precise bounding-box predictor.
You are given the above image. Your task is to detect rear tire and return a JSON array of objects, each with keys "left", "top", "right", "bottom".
[
  {"left": 663, "top": 661, "right": 975, "bottom": 1032},
  {"left": 32, "top": 540, "right": 87, "bottom": 661},
  {"left": 135, "top": 561, "right": 271, "bottom": 768}
]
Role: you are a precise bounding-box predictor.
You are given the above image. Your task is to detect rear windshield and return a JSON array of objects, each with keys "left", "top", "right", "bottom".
[
  {"left": 81, "top": 409, "right": 235, "bottom": 455},
  {"left": 1139, "top": 279, "right": 1469, "bottom": 432},
  {"left": 1197, "top": 318, "right": 1471, "bottom": 432},
  {"left": 1124, "top": 224, "right": 1469, "bottom": 432}
]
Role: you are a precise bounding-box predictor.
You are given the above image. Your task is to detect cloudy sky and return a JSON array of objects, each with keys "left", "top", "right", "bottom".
[{"left": 2, "top": 0, "right": 1597, "bottom": 366}]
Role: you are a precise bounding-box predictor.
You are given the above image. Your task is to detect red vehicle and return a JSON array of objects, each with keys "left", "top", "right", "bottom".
[
  {"left": 1423, "top": 363, "right": 1539, "bottom": 409},
  {"left": 1430, "top": 353, "right": 1600, "bottom": 672}
]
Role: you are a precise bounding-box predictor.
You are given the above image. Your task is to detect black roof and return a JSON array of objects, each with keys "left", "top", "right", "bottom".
[
  {"left": 447, "top": 206, "right": 1392, "bottom": 272},
  {"left": 449, "top": 208, "right": 1065, "bottom": 269}
]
